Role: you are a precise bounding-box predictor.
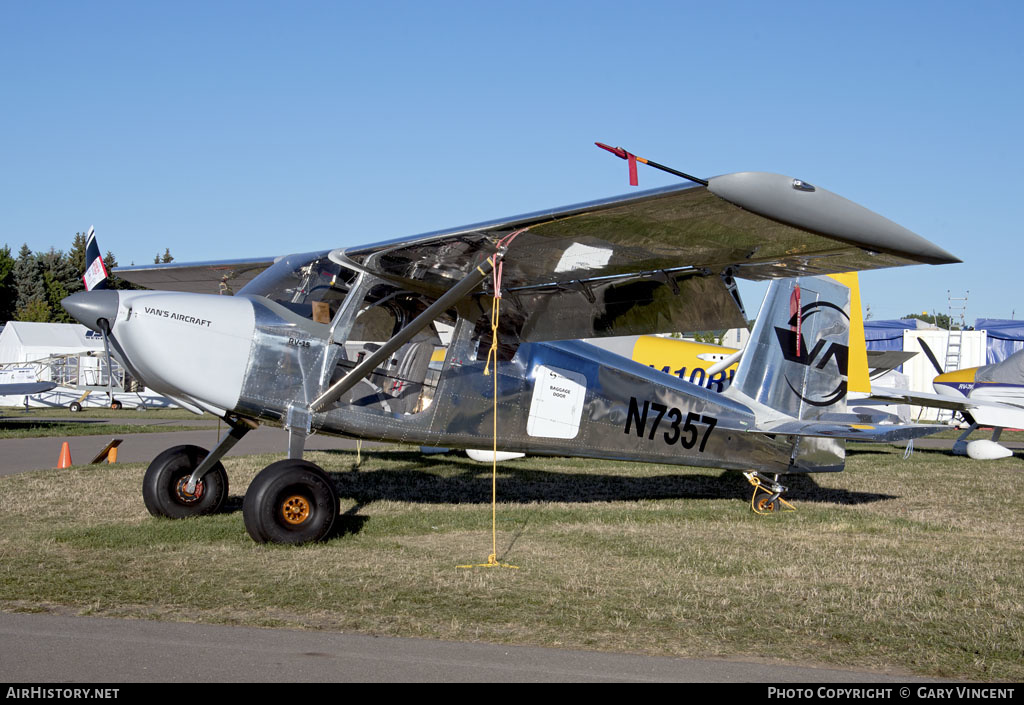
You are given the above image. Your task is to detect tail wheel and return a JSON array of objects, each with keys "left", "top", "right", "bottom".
[
  {"left": 243, "top": 460, "right": 338, "bottom": 545},
  {"left": 143, "top": 445, "right": 228, "bottom": 519}
]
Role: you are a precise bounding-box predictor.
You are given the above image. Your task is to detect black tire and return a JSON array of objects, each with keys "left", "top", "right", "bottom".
[
  {"left": 69, "top": 402, "right": 82, "bottom": 412},
  {"left": 142, "top": 445, "right": 228, "bottom": 519},
  {"left": 111, "top": 400, "right": 123, "bottom": 410},
  {"left": 754, "top": 495, "right": 780, "bottom": 514},
  {"left": 243, "top": 460, "right": 338, "bottom": 545}
]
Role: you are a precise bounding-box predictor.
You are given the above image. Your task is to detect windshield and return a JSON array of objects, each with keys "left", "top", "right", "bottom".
[{"left": 238, "top": 251, "right": 359, "bottom": 323}]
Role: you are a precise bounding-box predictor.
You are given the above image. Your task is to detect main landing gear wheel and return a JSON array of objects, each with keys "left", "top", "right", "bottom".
[
  {"left": 68, "top": 402, "right": 82, "bottom": 412},
  {"left": 110, "top": 400, "right": 123, "bottom": 410},
  {"left": 143, "top": 445, "right": 228, "bottom": 519},
  {"left": 243, "top": 459, "right": 338, "bottom": 545}
]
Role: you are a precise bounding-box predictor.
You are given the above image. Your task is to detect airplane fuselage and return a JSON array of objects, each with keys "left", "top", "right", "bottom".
[{"left": 67, "top": 285, "right": 844, "bottom": 476}]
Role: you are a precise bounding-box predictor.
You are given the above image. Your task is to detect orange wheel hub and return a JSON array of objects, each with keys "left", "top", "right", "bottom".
[{"left": 281, "top": 495, "right": 311, "bottom": 525}]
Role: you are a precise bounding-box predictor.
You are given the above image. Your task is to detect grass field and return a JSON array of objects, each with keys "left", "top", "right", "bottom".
[
  {"left": 0, "top": 421, "right": 211, "bottom": 439},
  {"left": 0, "top": 443, "right": 1021, "bottom": 681},
  {"left": 1, "top": 407, "right": 203, "bottom": 421},
  {"left": 0, "top": 407, "right": 211, "bottom": 439}
]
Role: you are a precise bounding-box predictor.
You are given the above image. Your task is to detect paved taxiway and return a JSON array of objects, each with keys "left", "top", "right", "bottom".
[
  {"left": 0, "top": 612, "right": 940, "bottom": 683},
  {"left": 0, "top": 421, "right": 378, "bottom": 477}
]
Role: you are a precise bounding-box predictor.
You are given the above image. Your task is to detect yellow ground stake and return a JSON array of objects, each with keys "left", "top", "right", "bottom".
[{"left": 458, "top": 291, "right": 518, "bottom": 570}]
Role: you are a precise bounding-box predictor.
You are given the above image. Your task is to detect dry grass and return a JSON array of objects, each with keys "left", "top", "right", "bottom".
[{"left": 0, "top": 443, "right": 1021, "bottom": 680}]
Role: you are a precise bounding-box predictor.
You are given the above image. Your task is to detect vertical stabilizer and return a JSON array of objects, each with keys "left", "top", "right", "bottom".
[{"left": 728, "top": 275, "right": 853, "bottom": 421}]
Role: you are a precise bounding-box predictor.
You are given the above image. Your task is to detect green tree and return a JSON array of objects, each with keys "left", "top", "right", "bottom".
[
  {"left": 38, "top": 248, "right": 78, "bottom": 323},
  {"left": 903, "top": 312, "right": 955, "bottom": 329},
  {"left": 693, "top": 330, "right": 724, "bottom": 345},
  {"left": 0, "top": 245, "right": 16, "bottom": 321},
  {"left": 16, "top": 298, "right": 52, "bottom": 322},
  {"left": 102, "top": 250, "right": 138, "bottom": 291},
  {"left": 69, "top": 231, "right": 89, "bottom": 275},
  {"left": 13, "top": 244, "right": 46, "bottom": 314}
]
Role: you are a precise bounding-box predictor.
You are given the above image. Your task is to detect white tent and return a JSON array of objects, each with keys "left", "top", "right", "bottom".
[
  {"left": 0, "top": 321, "right": 173, "bottom": 409},
  {"left": 0, "top": 321, "right": 108, "bottom": 364}
]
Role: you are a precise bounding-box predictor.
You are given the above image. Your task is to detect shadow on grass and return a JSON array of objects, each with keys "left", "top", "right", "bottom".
[
  {"left": 316, "top": 449, "right": 896, "bottom": 507},
  {"left": 212, "top": 450, "right": 897, "bottom": 539},
  {"left": 848, "top": 445, "right": 955, "bottom": 458}
]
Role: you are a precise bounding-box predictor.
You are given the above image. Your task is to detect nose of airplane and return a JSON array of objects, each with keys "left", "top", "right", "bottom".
[{"left": 62, "top": 290, "right": 120, "bottom": 333}]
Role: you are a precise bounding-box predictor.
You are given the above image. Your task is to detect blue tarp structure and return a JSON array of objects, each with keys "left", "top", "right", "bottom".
[
  {"left": 976, "top": 318, "right": 1024, "bottom": 364},
  {"left": 863, "top": 319, "right": 933, "bottom": 373},
  {"left": 864, "top": 319, "right": 926, "bottom": 352}
]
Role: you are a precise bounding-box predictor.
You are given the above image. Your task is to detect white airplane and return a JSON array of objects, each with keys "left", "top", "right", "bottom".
[
  {"left": 870, "top": 345, "right": 1024, "bottom": 459},
  {"left": 61, "top": 163, "right": 959, "bottom": 544}
]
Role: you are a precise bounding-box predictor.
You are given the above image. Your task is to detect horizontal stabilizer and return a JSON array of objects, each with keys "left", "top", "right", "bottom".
[{"left": 755, "top": 416, "right": 943, "bottom": 443}]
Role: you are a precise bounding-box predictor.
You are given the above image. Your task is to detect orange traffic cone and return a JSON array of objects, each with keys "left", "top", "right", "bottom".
[
  {"left": 57, "top": 442, "right": 72, "bottom": 469},
  {"left": 107, "top": 447, "right": 118, "bottom": 464}
]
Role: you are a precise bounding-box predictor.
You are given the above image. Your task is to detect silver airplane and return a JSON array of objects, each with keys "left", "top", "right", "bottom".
[{"left": 62, "top": 171, "right": 959, "bottom": 544}]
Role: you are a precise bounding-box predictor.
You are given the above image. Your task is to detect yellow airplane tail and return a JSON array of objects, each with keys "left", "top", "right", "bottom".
[{"left": 828, "top": 272, "right": 870, "bottom": 395}]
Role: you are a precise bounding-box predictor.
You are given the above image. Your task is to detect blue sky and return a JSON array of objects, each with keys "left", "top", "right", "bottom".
[{"left": 2, "top": 1, "right": 1021, "bottom": 322}]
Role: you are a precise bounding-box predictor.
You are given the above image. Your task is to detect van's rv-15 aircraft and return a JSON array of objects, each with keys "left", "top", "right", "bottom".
[{"left": 62, "top": 165, "right": 959, "bottom": 544}]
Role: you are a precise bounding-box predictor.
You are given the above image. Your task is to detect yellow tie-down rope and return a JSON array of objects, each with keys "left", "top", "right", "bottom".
[
  {"left": 744, "top": 472, "right": 797, "bottom": 515},
  {"left": 458, "top": 256, "right": 518, "bottom": 570}
]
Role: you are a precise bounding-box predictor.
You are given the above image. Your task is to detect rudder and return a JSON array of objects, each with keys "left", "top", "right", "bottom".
[{"left": 728, "top": 275, "right": 854, "bottom": 421}]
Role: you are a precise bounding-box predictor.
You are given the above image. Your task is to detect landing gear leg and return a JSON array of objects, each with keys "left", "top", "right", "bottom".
[
  {"left": 743, "top": 472, "right": 795, "bottom": 514},
  {"left": 142, "top": 415, "right": 257, "bottom": 519},
  {"left": 182, "top": 415, "right": 257, "bottom": 495},
  {"left": 952, "top": 423, "right": 979, "bottom": 456}
]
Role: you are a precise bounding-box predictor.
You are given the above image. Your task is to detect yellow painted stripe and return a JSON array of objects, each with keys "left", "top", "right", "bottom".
[{"left": 827, "top": 272, "right": 870, "bottom": 394}]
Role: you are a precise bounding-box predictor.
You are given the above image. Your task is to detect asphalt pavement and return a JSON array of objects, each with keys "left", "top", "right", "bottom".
[
  {"left": 0, "top": 611, "right": 940, "bottom": 683},
  {"left": 0, "top": 421, "right": 375, "bottom": 477}
]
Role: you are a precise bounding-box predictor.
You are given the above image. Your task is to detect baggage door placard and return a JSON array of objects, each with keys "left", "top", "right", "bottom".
[{"left": 527, "top": 365, "right": 587, "bottom": 439}]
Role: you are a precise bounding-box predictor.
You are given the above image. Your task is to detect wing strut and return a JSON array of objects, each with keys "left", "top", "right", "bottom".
[{"left": 309, "top": 251, "right": 503, "bottom": 414}]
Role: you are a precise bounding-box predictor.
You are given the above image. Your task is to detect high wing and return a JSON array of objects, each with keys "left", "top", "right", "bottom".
[
  {"left": 336, "top": 173, "right": 957, "bottom": 341},
  {"left": 116, "top": 257, "right": 277, "bottom": 296},
  {"left": 116, "top": 172, "right": 958, "bottom": 341}
]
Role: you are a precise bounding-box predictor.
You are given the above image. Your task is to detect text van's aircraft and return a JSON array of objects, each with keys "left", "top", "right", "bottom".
[{"left": 62, "top": 162, "right": 959, "bottom": 544}]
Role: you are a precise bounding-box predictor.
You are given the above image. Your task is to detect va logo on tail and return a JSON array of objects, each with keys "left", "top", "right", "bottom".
[{"left": 774, "top": 300, "right": 850, "bottom": 407}]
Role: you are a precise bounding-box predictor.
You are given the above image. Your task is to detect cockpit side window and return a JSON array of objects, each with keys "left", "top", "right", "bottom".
[{"left": 238, "top": 251, "right": 359, "bottom": 323}]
